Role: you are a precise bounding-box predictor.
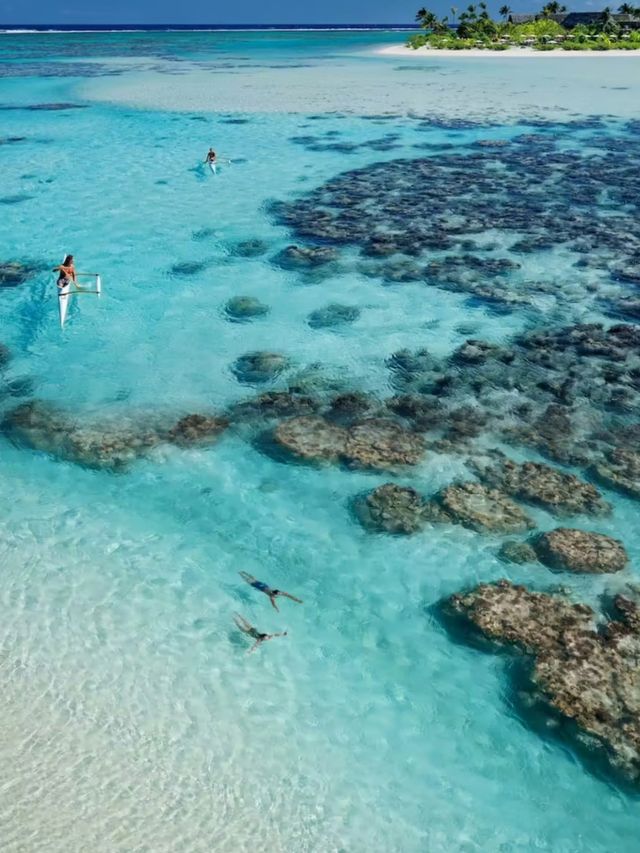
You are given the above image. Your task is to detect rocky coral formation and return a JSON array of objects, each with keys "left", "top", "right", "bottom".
[
  {"left": 383, "top": 321, "right": 640, "bottom": 470},
  {"left": 231, "top": 238, "right": 269, "bottom": 257},
  {"left": 3, "top": 401, "right": 163, "bottom": 471},
  {"left": 327, "top": 392, "right": 379, "bottom": 424},
  {"left": 232, "top": 351, "right": 289, "bottom": 384},
  {"left": 533, "top": 528, "right": 628, "bottom": 574},
  {"left": 229, "top": 391, "right": 319, "bottom": 422},
  {"left": 446, "top": 580, "right": 640, "bottom": 783},
  {"left": 307, "top": 303, "right": 360, "bottom": 329},
  {"left": 344, "top": 419, "right": 425, "bottom": 470},
  {"left": 498, "top": 540, "right": 538, "bottom": 564},
  {"left": 354, "top": 483, "right": 429, "bottom": 535},
  {"left": 606, "top": 296, "right": 640, "bottom": 321},
  {"left": 385, "top": 394, "right": 442, "bottom": 431},
  {"left": 272, "top": 416, "right": 424, "bottom": 470},
  {"left": 224, "top": 296, "right": 269, "bottom": 321},
  {"left": 169, "top": 261, "right": 208, "bottom": 277},
  {"left": 0, "top": 260, "right": 43, "bottom": 287},
  {"left": 472, "top": 456, "right": 611, "bottom": 517},
  {"left": 271, "top": 133, "right": 640, "bottom": 315},
  {"left": 273, "top": 415, "right": 347, "bottom": 463},
  {"left": 166, "top": 414, "right": 228, "bottom": 447},
  {"left": 272, "top": 244, "right": 338, "bottom": 270},
  {"left": 273, "top": 139, "right": 640, "bottom": 457},
  {"left": 425, "top": 482, "right": 535, "bottom": 534},
  {"left": 591, "top": 447, "right": 640, "bottom": 500}
]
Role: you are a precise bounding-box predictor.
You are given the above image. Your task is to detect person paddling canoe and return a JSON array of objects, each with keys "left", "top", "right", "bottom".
[
  {"left": 54, "top": 254, "right": 77, "bottom": 289},
  {"left": 53, "top": 255, "right": 95, "bottom": 292},
  {"left": 239, "top": 571, "right": 303, "bottom": 612}
]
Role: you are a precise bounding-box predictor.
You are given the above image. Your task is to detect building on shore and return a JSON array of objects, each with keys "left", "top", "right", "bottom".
[{"left": 509, "top": 11, "right": 640, "bottom": 28}]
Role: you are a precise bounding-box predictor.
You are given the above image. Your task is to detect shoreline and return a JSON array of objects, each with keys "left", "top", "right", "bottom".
[{"left": 379, "top": 43, "right": 640, "bottom": 58}]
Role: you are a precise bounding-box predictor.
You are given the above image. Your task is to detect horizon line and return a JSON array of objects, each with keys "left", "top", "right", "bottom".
[{"left": 0, "top": 22, "right": 417, "bottom": 27}]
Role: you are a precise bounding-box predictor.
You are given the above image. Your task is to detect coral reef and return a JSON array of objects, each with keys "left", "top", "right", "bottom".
[
  {"left": 307, "top": 303, "right": 360, "bottom": 329},
  {"left": 273, "top": 415, "right": 347, "bottom": 463},
  {"left": 472, "top": 456, "right": 611, "bottom": 517},
  {"left": 425, "top": 482, "right": 535, "bottom": 534},
  {"left": 224, "top": 296, "right": 269, "bottom": 321},
  {"left": 591, "top": 448, "right": 640, "bottom": 501},
  {"left": 231, "top": 238, "right": 269, "bottom": 257},
  {"left": 272, "top": 416, "right": 424, "bottom": 470},
  {"left": 229, "top": 391, "right": 319, "bottom": 422},
  {"left": 354, "top": 483, "right": 429, "bottom": 534},
  {"left": 533, "top": 528, "right": 628, "bottom": 574},
  {"left": 446, "top": 580, "right": 640, "bottom": 783},
  {"left": 166, "top": 414, "right": 229, "bottom": 447},
  {"left": 2, "top": 401, "right": 162, "bottom": 471},
  {"left": 232, "top": 351, "right": 290, "bottom": 384},
  {"left": 498, "top": 540, "right": 538, "bottom": 564},
  {"left": 344, "top": 419, "right": 425, "bottom": 470},
  {"left": 272, "top": 244, "right": 339, "bottom": 270},
  {"left": 0, "top": 260, "right": 43, "bottom": 287}
]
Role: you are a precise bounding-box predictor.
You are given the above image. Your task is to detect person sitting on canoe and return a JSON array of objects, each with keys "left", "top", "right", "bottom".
[
  {"left": 233, "top": 613, "right": 287, "bottom": 654},
  {"left": 239, "top": 571, "right": 303, "bottom": 612},
  {"left": 205, "top": 148, "right": 217, "bottom": 164},
  {"left": 54, "top": 254, "right": 77, "bottom": 289}
]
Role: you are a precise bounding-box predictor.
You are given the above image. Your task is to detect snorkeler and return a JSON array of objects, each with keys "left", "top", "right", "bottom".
[
  {"left": 233, "top": 613, "right": 287, "bottom": 654},
  {"left": 205, "top": 148, "right": 217, "bottom": 164},
  {"left": 239, "top": 571, "right": 303, "bottom": 612}
]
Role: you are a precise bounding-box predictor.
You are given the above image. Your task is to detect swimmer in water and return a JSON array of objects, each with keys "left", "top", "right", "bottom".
[
  {"left": 239, "top": 571, "right": 303, "bottom": 612},
  {"left": 233, "top": 613, "right": 287, "bottom": 654}
]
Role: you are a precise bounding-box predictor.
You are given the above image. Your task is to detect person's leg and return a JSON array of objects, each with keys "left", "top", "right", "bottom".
[{"left": 233, "top": 613, "right": 253, "bottom": 634}]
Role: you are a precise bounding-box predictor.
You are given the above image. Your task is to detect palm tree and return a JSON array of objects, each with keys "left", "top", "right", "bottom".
[
  {"left": 599, "top": 5, "right": 620, "bottom": 32},
  {"left": 618, "top": 3, "right": 634, "bottom": 12},
  {"left": 541, "top": 1, "right": 567, "bottom": 15},
  {"left": 416, "top": 7, "right": 439, "bottom": 28},
  {"left": 499, "top": 5, "right": 512, "bottom": 21},
  {"left": 450, "top": 5, "right": 458, "bottom": 24}
]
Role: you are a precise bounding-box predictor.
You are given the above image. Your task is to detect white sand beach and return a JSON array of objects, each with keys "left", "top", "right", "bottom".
[{"left": 379, "top": 43, "right": 640, "bottom": 58}]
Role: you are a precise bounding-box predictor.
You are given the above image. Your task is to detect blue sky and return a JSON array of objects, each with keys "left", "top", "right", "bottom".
[{"left": 0, "top": 0, "right": 605, "bottom": 25}]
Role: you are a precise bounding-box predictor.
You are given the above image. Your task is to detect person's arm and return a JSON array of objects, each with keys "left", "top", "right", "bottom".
[
  {"left": 269, "top": 594, "right": 280, "bottom": 612},
  {"left": 279, "top": 591, "right": 303, "bottom": 604},
  {"left": 248, "top": 638, "right": 263, "bottom": 654}
]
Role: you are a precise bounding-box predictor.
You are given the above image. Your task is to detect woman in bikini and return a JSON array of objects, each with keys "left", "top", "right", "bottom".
[
  {"left": 239, "top": 571, "right": 303, "bottom": 612},
  {"left": 233, "top": 613, "right": 287, "bottom": 654},
  {"left": 54, "top": 254, "right": 77, "bottom": 289},
  {"left": 53, "top": 255, "right": 94, "bottom": 291}
]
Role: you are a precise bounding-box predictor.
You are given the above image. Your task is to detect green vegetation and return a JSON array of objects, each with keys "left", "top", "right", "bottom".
[{"left": 409, "top": 4, "right": 640, "bottom": 50}]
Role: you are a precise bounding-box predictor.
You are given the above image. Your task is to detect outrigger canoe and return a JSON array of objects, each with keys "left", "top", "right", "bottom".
[{"left": 58, "top": 258, "right": 102, "bottom": 327}]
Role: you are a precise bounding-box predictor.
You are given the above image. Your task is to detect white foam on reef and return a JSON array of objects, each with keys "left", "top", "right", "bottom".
[{"left": 81, "top": 51, "right": 640, "bottom": 120}]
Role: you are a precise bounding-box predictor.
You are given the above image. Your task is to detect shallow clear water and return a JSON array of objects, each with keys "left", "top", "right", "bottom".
[{"left": 0, "top": 30, "right": 638, "bottom": 853}]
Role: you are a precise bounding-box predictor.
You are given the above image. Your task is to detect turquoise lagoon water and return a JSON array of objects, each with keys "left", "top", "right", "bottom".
[{"left": 0, "top": 30, "right": 639, "bottom": 852}]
